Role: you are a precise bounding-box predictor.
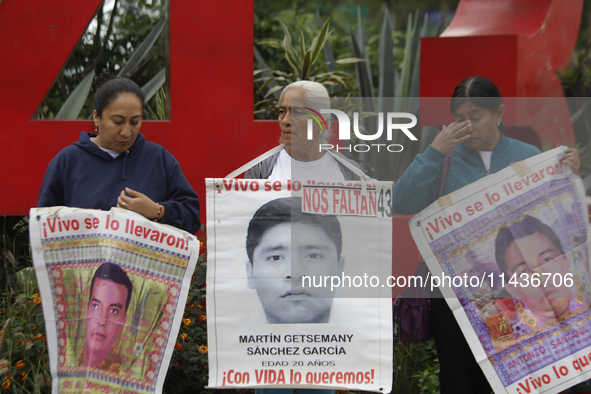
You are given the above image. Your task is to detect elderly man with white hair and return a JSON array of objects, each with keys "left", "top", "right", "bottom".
[{"left": 245, "top": 80, "right": 361, "bottom": 181}]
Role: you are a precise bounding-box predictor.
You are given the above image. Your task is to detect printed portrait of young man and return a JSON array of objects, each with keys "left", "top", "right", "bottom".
[
  {"left": 80, "top": 262, "right": 133, "bottom": 373},
  {"left": 245, "top": 197, "right": 344, "bottom": 324}
]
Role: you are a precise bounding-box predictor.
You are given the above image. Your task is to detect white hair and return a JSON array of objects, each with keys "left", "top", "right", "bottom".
[{"left": 279, "top": 81, "right": 331, "bottom": 144}]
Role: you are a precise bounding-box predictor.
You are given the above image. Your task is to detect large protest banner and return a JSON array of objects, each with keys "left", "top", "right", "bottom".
[
  {"left": 206, "top": 179, "right": 393, "bottom": 392},
  {"left": 29, "top": 208, "right": 199, "bottom": 394},
  {"left": 410, "top": 147, "right": 591, "bottom": 394}
]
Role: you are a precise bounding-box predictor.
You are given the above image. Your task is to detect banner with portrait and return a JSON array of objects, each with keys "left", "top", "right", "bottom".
[
  {"left": 205, "top": 178, "right": 393, "bottom": 392},
  {"left": 29, "top": 208, "right": 199, "bottom": 394},
  {"left": 410, "top": 147, "right": 591, "bottom": 394}
]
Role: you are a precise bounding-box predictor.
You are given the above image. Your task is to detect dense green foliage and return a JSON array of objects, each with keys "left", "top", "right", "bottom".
[
  {"left": 254, "top": 0, "right": 458, "bottom": 121},
  {"left": 0, "top": 217, "right": 50, "bottom": 393},
  {"left": 38, "top": 0, "right": 166, "bottom": 120}
]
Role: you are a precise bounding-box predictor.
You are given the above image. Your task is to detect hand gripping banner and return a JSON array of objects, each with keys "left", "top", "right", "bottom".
[
  {"left": 410, "top": 147, "right": 591, "bottom": 394},
  {"left": 205, "top": 178, "right": 393, "bottom": 392},
  {"left": 29, "top": 208, "right": 199, "bottom": 394}
]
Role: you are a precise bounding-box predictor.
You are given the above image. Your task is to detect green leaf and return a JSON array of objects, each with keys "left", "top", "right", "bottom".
[
  {"left": 316, "top": 13, "right": 340, "bottom": 94},
  {"left": 285, "top": 48, "right": 301, "bottom": 76},
  {"left": 117, "top": 17, "right": 165, "bottom": 78},
  {"left": 327, "top": 74, "right": 350, "bottom": 86},
  {"left": 310, "top": 19, "right": 330, "bottom": 66},
  {"left": 378, "top": 8, "right": 394, "bottom": 101},
  {"left": 316, "top": 12, "right": 335, "bottom": 68},
  {"left": 356, "top": 6, "right": 374, "bottom": 97},
  {"left": 271, "top": 70, "right": 294, "bottom": 78},
  {"left": 350, "top": 31, "right": 372, "bottom": 98},
  {"left": 254, "top": 98, "right": 276, "bottom": 109},
  {"left": 129, "top": 54, "right": 155, "bottom": 83},
  {"left": 277, "top": 18, "right": 293, "bottom": 48},
  {"left": 396, "top": 13, "right": 415, "bottom": 100},
  {"left": 301, "top": 50, "right": 313, "bottom": 80},
  {"left": 141, "top": 68, "right": 165, "bottom": 103},
  {"left": 299, "top": 30, "right": 306, "bottom": 59},
  {"left": 356, "top": 6, "right": 365, "bottom": 54},
  {"left": 257, "top": 75, "right": 279, "bottom": 94},
  {"left": 254, "top": 45, "right": 281, "bottom": 98},
  {"left": 55, "top": 69, "right": 95, "bottom": 120},
  {"left": 408, "top": 11, "right": 424, "bottom": 100},
  {"left": 264, "top": 85, "right": 284, "bottom": 98},
  {"left": 15, "top": 267, "right": 36, "bottom": 293},
  {"left": 334, "top": 57, "right": 366, "bottom": 64},
  {"left": 278, "top": 18, "right": 300, "bottom": 75},
  {"left": 256, "top": 40, "right": 281, "bottom": 49}
]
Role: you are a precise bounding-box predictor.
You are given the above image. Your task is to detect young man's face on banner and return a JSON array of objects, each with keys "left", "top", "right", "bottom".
[
  {"left": 504, "top": 232, "right": 572, "bottom": 318},
  {"left": 84, "top": 278, "right": 129, "bottom": 366},
  {"left": 247, "top": 222, "right": 344, "bottom": 324}
]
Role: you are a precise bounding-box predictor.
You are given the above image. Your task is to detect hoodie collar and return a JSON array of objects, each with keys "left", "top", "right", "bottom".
[{"left": 74, "top": 131, "right": 146, "bottom": 161}]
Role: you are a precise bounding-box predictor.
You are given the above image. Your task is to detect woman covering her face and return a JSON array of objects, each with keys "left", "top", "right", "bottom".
[
  {"left": 37, "top": 73, "right": 200, "bottom": 234},
  {"left": 392, "top": 76, "right": 580, "bottom": 394}
]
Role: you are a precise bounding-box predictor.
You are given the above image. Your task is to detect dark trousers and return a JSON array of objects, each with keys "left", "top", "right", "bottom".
[{"left": 430, "top": 297, "right": 492, "bottom": 394}]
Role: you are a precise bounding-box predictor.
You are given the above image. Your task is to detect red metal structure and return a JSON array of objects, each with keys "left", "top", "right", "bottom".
[
  {"left": 420, "top": 0, "right": 583, "bottom": 148},
  {"left": 0, "top": 0, "right": 276, "bottom": 215}
]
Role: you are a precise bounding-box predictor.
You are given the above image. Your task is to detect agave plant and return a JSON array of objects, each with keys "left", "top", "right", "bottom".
[
  {"left": 144, "top": 85, "right": 166, "bottom": 121},
  {"left": 254, "top": 18, "right": 363, "bottom": 117},
  {"left": 347, "top": 7, "right": 444, "bottom": 181},
  {"left": 53, "top": 17, "right": 166, "bottom": 120}
]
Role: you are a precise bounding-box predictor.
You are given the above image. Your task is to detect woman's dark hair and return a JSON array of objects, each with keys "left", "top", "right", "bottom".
[
  {"left": 450, "top": 76, "right": 503, "bottom": 114},
  {"left": 92, "top": 72, "right": 145, "bottom": 117}
]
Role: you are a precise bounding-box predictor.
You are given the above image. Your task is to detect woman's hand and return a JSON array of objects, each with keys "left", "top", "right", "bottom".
[
  {"left": 117, "top": 188, "right": 164, "bottom": 220},
  {"left": 431, "top": 121, "right": 472, "bottom": 154},
  {"left": 560, "top": 148, "right": 581, "bottom": 174}
]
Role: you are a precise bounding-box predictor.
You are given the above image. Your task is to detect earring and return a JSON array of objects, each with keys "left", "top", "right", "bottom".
[
  {"left": 94, "top": 123, "right": 98, "bottom": 132},
  {"left": 497, "top": 121, "right": 501, "bottom": 127}
]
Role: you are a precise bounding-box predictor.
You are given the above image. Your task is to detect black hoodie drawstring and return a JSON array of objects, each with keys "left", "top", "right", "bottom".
[{"left": 122, "top": 150, "right": 129, "bottom": 180}]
